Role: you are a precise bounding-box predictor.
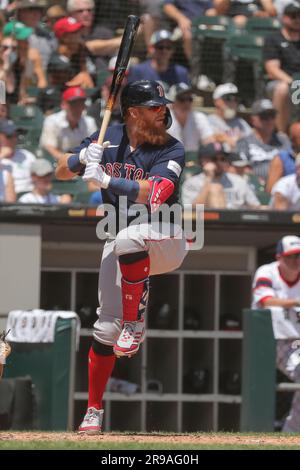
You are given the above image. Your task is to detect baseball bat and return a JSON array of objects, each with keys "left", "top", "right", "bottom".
[{"left": 97, "top": 15, "right": 140, "bottom": 145}]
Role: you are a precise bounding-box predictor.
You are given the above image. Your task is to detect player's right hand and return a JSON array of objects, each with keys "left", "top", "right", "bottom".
[{"left": 79, "top": 141, "right": 111, "bottom": 165}]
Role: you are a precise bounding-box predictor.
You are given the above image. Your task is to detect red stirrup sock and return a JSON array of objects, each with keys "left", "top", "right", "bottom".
[
  {"left": 120, "top": 277, "right": 149, "bottom": 321},
  {"left": 119, "top": 253, "right": 150, "bottom": 322},
  {"left": 87, "top": 346, "right": 116, "bottom": 410}
]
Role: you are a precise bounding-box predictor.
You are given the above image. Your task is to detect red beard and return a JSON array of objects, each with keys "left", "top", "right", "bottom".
[{"left": 134, "top": 116, "right": 170, "bottom": 146}]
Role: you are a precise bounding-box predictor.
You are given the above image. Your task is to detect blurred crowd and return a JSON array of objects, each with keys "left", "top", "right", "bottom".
[{"left": 0, "top": 0, "right": 300, "bottom": 211}]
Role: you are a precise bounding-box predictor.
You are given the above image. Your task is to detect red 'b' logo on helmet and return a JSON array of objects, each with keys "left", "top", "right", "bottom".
[{"left": 157, "top": 85, "right": 164, "bottom": 97}]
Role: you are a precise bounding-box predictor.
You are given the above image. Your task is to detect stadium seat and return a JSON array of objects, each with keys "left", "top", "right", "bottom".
[
  {"left": 26, "top": 86, "right": 40, "bottom": 98},
  {"left": 17, "top": 127, "right": 42, "bottom": 154},
  {"left": 247, "top": 174, "right": 270, "bottom": 205},
  {"left": 185, "top": 151, "right": 198, "bottom": 165},
  {"left": 191, "top": 16, "right": 236, "bottom": 87},
  {"left": 84, "top": 87, "right": 99, "bottom": 98},
  {"left": 245, "top": 17, "right": 280, "bottom": 37},
  {"left": 36, "top": 87, "right": 62, "bottom": 114},
  {"left": 96, "top": 70, "right": 110, "bottom": 88},
  {"left": 226, "top": 33, "right": 264, "bottom": 62},
  {"left": 10, "top": 104, "right": 44, "bottom": 132},
  {"left": 256, "top": 191, "right": 271, "bottom": 205},
  {"left": 192, "top": 15, "right": 235, "bottom": 40},
  {"left": 52, "top": 177, "right": 89, "bottom": 196},
  {"left": 224, "top": 33, "right": 265, "bottom": 104},
  {"left": 180, "top": 165, "right": 201, "bottom": 187},
  {"left": 73, "top": 191, "right": 93, "bottom": 204},
  {"left": 37, "top": 148, "right": 56, "bottom": 165}
]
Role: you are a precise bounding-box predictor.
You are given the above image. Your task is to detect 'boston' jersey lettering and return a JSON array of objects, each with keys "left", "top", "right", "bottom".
[{"left": 72, "top": 124, "right": 185, "bottom": 221}]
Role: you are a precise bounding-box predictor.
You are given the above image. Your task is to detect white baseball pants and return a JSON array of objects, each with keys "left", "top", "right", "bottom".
[{"left": 277, "top": 339, "right": 300, "bottom": 432}]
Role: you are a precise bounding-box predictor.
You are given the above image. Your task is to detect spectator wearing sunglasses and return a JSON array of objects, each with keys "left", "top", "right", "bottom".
[
  {"left": 67, "top": 0, "right": 122, "bottom": 73},
  {"left": 270, "top": 153, "right": 300, "bottom": 209},
  {"left": 167, "top": 82, "right": 215, "bottom": 151},
  {"left": 236, "top": 99, "right": 290, "bottom": 181},
  {"left": 1, "top": 21, "right": 47, "bottom": 104},
  {"left": 16, "top": 0, "right": 58, "bottom": 69},
  {"left": 127, "top": 30, "right": 190, "bottom": 88},
  {"left": 208, "top": 83, "right": 252, "bottom": 150},
  {"left": 181, "top": 142, "right": 260, "bottom": 209},
  {"left": 264, "top": 2, "right": 300, "bottom": 132}
]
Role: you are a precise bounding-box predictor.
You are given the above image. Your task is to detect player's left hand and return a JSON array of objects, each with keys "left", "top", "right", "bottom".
[
  {"left": 82, "top": 162, "right": 110, "bottom": 188},
  {"left": 79, "top": 141, "right": 111, "bottom": 165}
]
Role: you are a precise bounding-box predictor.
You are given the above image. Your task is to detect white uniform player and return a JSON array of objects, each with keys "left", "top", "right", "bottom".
[{"left": 252, "top": 235, "right": 300, "bottom": 432}]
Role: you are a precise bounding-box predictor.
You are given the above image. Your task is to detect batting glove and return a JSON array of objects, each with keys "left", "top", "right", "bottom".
[
  {"left": 79, "top": 141, "right": 111, "bottom": 165},
  {"left": 82, "top": 162, "right": 111, "bottom": 188}
]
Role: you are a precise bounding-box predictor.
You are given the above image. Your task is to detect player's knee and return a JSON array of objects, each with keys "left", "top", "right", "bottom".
[
  {"left": 91, "top": 339, "right": 114, "bottom": 356},
  {"left": 114, "top": 228, "right": 145, "bottom": 257},
  {"left": 119, "top": 251, "right": 149, "bottom": 265},
  {"left": 93, "top": 319, "right": 122, "bottom": 345}
]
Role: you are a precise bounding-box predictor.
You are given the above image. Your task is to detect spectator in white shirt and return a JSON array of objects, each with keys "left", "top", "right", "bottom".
[
  {"left": 181, "top": 142, "right": 260, "bottom": 209},
  {"left": 270, "top": 153, "right": 300, "bottom": 210},
  {"left": 0, "top": 166, "right": 16, "bottom": 202},
  {"left": 0, "top": 119, "right": 36, "bottom": 196},
  {"left": 236, "top": 99, "right": 290, "bottom": 181},
  {"left": 208, "top": 83, "right": 252, "bottom": 150},
  {"left": 167, "top": 82, "right": 215, "bottom": 152},
  {"left": 19, "top": 159, "right": 72, "bottom": 204},
  {"left": 40, "top": 86, "right": 97, "bottom": 161}
]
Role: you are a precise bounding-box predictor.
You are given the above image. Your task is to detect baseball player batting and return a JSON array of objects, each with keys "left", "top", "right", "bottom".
[{"left": 56, "top": 80, "right": 187, "bottom": 433}]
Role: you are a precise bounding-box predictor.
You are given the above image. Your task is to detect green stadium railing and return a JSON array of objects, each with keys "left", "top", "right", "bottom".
[{"left": 241, "top": 309, "right": 276, "bottom": 431}]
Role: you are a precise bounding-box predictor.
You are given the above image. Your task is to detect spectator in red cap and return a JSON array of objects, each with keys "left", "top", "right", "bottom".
[
  {"left": 49, "top": 16, "right": 94, "bottom": 89},
  {"left": 16, "top": 0, "right": 57, "bottom": 69},
  {"left": 66, "top": 0, "right": 122, "bottom": 74},
  {"left": 53, "top": 16, "right": 83, "bottom": 38},
  {"left": 40, "top": 86, "right": 97, "bottom": 161}
]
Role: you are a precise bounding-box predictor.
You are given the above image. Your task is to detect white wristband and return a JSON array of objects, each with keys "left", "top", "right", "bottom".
[
  {"left": 79, "top": 148, "right": 87, "bottom": 165},
  {"left": 101, "top": 173, "right": 111, "bottom": 189}
]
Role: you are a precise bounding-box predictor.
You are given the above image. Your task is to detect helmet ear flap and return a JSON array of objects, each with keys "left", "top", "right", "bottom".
[{"left": 164, "top": 107, "right": 172, "bottom": 129}]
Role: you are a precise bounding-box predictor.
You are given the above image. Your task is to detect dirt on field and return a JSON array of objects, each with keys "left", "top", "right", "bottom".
[{"left": 1, "top": 432, "right": 300, "bottom": 446}]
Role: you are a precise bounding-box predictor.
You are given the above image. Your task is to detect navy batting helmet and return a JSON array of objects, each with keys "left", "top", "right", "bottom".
[{"left": 120, "top": 80, "right": 173, "bottom": 127}]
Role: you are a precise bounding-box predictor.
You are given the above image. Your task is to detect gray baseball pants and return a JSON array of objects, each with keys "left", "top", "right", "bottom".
[{"left": 93, "top": 223, "right": 187, "bottom": 346}]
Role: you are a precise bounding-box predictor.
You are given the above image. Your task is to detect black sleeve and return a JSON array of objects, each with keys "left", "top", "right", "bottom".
[{"left": 263, "top": 33, "right": 281, "bottom": 62}]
